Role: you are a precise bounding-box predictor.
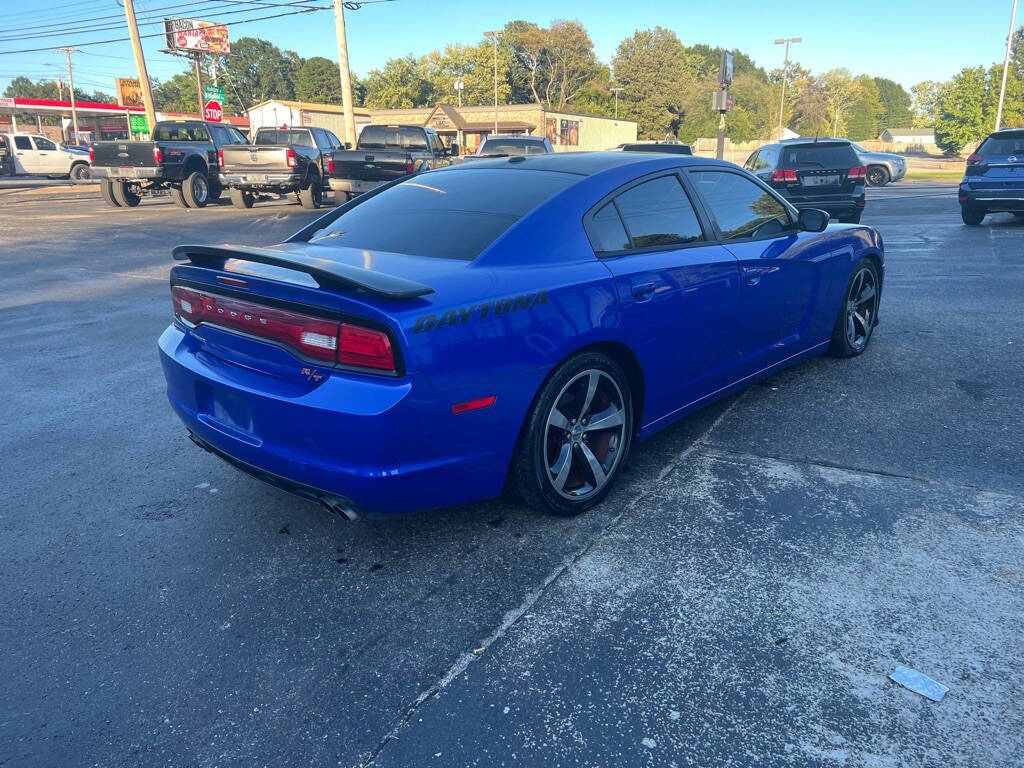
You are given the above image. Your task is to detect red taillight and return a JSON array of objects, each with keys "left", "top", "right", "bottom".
[
  {"left": 88, "top": 147, "right": 94, "bottom": 163},
  {"left": 338, "top": 323, "right": 395, "bottom": 371},
  {"left": 405, "top": 157, "right": 415, "bottom": 174},
  {"left": 847, "top": 165, "right": 867, "bottom": 181},
  {"left": 286, "top": 148, "right": 296, "bottom": 168},
  {"left": 153, "top": 146, "right": 163, "bottom": 164},
  {"left": 771, "top": 169, "right": 798, "bottom": 184},
  {"left": 452, "top": 395, "right": 497, "bottom": 414},
  {"left": 966, "top": 153, "right": 983, "bottom": 165},
  {"left": 171, "top": 286, "right": 396, "bottom": 372},
  {"left": 217, "top": 149, "right": 224, "bottom": 168},
  {"left": 328, "top": 158, "right": 334, "bottom": 175}
]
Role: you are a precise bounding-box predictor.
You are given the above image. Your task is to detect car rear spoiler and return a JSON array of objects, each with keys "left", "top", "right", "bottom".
[{"left": 171, "top": 243, "right": 434, "bottom": 299}]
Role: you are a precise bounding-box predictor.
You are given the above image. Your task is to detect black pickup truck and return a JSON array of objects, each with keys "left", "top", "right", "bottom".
[
  {"left": 328, "top": 125, "right": 455, "bottom": 203},
  {"left": 220, "top": 126, "right": 339, "bottom": 209},
  {"left": 90, "top": 120, "right": 250, "bottom": 209}
]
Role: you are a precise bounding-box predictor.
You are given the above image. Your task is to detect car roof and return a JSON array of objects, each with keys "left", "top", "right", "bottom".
[{"left": 450, "top": 151, "right": 726, "bottom": 176}]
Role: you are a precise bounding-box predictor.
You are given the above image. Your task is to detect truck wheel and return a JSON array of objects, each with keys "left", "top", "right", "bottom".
[
  {"left": 70, "top": 162, "right": 91, "bottom": 181},
  {"left": 169, "top": 185, "right": 189, "bottom": 208},
  {"left": 100, "top": 178, "right": 121, "bottom": 207},
  {"left": 298, "top": 176, "right": 323, "bottom": 209},
  {"left": 112, "top": 181, "right": 141, "bottom": 207},
  {"left": 182, "top": 171, "right": 209, "bottom": 208},
  {"left": 334, "top": 191, "right": 352, "bottom": 206},
  {"left": 230, "top": 188, "right": 255, "bottom": 209}
]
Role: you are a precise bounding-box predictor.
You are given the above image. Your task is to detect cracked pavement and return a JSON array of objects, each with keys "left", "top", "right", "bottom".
[{"left": 1, "top": 183, "right": 1021, "bottom": 767}]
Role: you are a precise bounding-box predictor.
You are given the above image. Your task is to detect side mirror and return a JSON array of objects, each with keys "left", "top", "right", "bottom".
[
  {"left": 449, "top": 144, "right": 459, "bottom": 157},
  {"left": 797, "top": 208, "right": 829, "bottom": 232}
]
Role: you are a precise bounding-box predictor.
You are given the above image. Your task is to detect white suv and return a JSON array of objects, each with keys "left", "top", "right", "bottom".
[{"left": 1, "top": 133, "right": 92, "bottom": 180}]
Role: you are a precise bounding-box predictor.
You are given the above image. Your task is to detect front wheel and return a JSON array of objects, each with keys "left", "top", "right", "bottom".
[
  {"left": 229, "top": 188, "right": 255, "bottom": 209},
  {"left": 182, "top": 171, "right": 209, "bottom": 208},
  {"left": 70, "top": 163, "right": 91, "bottom": 181},
  {"left": 511, "top": 353, "right": 633, "bottom": 516},
  {"left": 866, "top": 166, "right": 890, "bottom": 187},
  {"left": 961, "top": 205, "right": 985, "bottom": 226},
  {"left": 298, "top": 176, "right": 323, "bottom": 209},
  {"left": 829, "top": 259, "right": 880, "bottom": 358}
]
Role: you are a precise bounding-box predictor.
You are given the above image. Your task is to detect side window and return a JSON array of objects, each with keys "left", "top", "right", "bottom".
[
  {"left": 690, "top": 170, "right": 792, "bottom": 240},
  {"left": 230, "top": 128, "right": 249, "bottom": 144},
  {"left": 326, "top": 131, "right": 341, "bottom": 149},
  {"left": 744, "top": 151, "right": 759, "bottom": 171},
  {"left": 210, "top": 125, "right": 228, "bottom": 145},
  {"left": 587, "top": 202, "right": 631, "bottom": 253},
  {"left": 312, "top": 129, "right": 330, "bottom": 151},
  {"left": 614, "top": 175, "right": 705, "bottom": 248},
  {"left": 33, "top": 137, "right": 57, "bottom": 151},
  {"left": 14, "top": 136, "right": 32, "bottom": 150},
  {"left": 759, "top": 147, "right": 778, "bottom": 170}
]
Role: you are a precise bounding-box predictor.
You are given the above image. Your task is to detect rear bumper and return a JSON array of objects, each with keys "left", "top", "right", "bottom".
[
  {"left": 223, "top": 172, "right": 303, "bottom": 189},
  {"left": 959, "top": 184, "right": 1024, "bottom": 211},
  {"left": 158, "top": 324, "right": 508, "bottom": 516},
  {"left": 329, "top": 177, "right": 389, "bottom": 195},
  {"left": 91, "top": 166, "right": 161, "bottom": 180}
]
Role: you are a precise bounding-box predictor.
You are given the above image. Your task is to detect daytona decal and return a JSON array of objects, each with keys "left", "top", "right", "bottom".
[{"left": 413, "top": 290, "right": 548, "bottom": 334}]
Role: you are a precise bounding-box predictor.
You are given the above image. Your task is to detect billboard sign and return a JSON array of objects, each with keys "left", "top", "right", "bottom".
[
  {"left": 164, "top": 18, "right": 230, "bottom": 55},
  {"left": 115, "top": 77, "right": 144, "bottom": 108},
  {"left": 203, "top": 100, "right": 223, "bottom": 123}
]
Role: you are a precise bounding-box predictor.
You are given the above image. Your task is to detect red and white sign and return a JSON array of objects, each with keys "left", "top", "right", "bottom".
[
  {"left": 163, "top": 18, "right": 230, "bottom": 55},
  {"left": 204, "top": 100, "right": 223, "bottom": 123}
]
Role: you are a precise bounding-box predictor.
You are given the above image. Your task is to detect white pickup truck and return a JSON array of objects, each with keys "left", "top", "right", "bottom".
[{"left": 0, "top": 132, "right": 92, "bottom": 179}]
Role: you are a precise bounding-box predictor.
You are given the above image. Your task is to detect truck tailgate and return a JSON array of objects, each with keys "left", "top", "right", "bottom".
[
  {"left": 91, "top": 141, "right": 156, "bottom": 168},
  {"left": 330, "top": 150, "right": 410, "bottom": 183},
  {"left": 222, "top": 145, "right": 292, "bottom": 173}
]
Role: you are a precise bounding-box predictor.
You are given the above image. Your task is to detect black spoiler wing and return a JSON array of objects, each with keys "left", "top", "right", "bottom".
[{"left": 172, "top": 243, "right": 434, "bottom": 299}]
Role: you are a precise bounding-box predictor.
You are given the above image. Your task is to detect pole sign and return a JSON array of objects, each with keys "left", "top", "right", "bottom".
[
  {"left": 129, "top": 114, "right": 149, "bottom": 133},
  {"left": 203, "top": 84, "right": 225, "bottom": 102},
  {"left": 203, "top": 100, "right": 223, "bottom": 122}
]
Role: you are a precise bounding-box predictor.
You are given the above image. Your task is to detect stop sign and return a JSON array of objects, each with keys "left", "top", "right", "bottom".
[{"left": 204, "top": 100, "right": 223, "bottom": 123}]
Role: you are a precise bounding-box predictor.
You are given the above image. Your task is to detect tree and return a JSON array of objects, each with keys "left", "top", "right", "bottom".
[
  {"left": 911, "top": 80, "right": 941, "bottom": 127},
  {"left": 220, "top": 37, "right": 296, "bottom": 114},
  {"left": 792, "top": 76, "right": 830, "bottom": 136},
  {"left": 153, "top": 73, "right": 199, "bottom": 113},
  {"left": 872, "top": 77, "right": 913, "bottom": 129},
  {"left": 571, "top": 63, "right": 615, "bottom": 117},
  {"left": 846, "top": 75, "right": 884, "bottom": 140},
  {"left": 821, "top": 69, "right": 862, "bottom": 136},
  {"left": 364, "top": 54, "right": 432, "bottom": 108},
  {"left": 294, "top": 57, "right": 342, "bottom": 103},
  {"left": 612, "top": 27, "right": 694, "bottom": 139},
  {"left": 4, "top": 76, "right": 110, "bottom": 103},
  {"left": 422, "top": 42, "right": 511, "bottom": 107},
  {"left": 934, "top": 67, "right": 990, "bottom": 154},
  {"left": 502, "top": 20, "right": 601, "bottom": 109}
]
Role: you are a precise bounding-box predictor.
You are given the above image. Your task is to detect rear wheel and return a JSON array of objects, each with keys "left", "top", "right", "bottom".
[
  {"left": 866, "top": 165, "right": 890, "bottom": 187},
  {"left": 512, "top": 353, "right": 633, "bottom": 516},
  {"left": 334, "top": 190, "right": 352, "bottom": 206},
  {"left": 229, "top": 188, "right": 255, "bottom": 209},
  {"left": 840, "top": 212, "right": 862, "bottom": 224},
  {"left": 182, "top": 171, "right": 209, "bottom": 208},
  {"left": 829, "top": 259, "right": 880, "bottom": 358},
  {"left": 961, "top": 205, "right": 985, "bottom": 226},
  {"left": 111, "top": 181, "right": 141, "bottom": 207},
  {"left": 169, "top": 185, "right": 189, "bottom": 208},
  {"left": 99, "top": 178, "right": 121, "bottom": 207},
  {"left": 298, "top": 176, "right": 323, "bottom": 209}
]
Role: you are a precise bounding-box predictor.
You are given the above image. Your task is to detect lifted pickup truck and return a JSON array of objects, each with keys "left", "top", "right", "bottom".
[
  {"left": 90, "top": 120, "right": 249, "bottom": 209},
  {"left": 328, "top": 125, "right": 455, "bottom": 202},
  {"left": 221, "top": 126, "right": 340, "bottom": 209}
]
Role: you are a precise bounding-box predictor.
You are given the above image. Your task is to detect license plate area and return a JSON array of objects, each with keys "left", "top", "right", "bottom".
[
  {"left": 802, "top": 174, "right": 840, "bottom": 187},
  {"left": 196, "top": 381, "right": 258, "bottom": 440},
  {"left": 118, "top": 167, "right": 137, "bottom": 177}
]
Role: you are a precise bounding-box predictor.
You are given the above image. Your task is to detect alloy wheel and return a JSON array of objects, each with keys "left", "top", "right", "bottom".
[
  {"left": 192, "top": 175, "right": 208, "bottom": 204},
  {"left": 543, "top": 369, "right": 627, "bottom": 500},
  {"left": 845, "top": 266, "right": 878, "bottom": 351}
]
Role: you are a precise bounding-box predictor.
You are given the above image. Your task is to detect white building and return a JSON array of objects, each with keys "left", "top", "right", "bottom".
[
  {"left": 880, "top": 127, "right": 936, "bottom": 146},
  {"left": 246, "top": 99, "right": 372, "bottom": 141}
]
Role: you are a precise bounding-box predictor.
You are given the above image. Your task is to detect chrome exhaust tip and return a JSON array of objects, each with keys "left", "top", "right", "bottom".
[{"left": 320, "top": 495, "right": 359, "bottom": 522}]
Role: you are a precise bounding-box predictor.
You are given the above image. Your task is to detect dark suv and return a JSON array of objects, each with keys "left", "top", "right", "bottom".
[
  {"left": 744, "top": 140, "right": 867, "bottom": 223},
  {"left": 958, "top": 129, "right": 1024, "bottom": 225}
]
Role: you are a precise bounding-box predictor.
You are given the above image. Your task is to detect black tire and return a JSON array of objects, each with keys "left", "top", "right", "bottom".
[
  {"left": 511, "top": 352, "right": 633, "bottom": 516},
  {"left": 829, "top": 258, "right": 880, "bottom": 358},
  {"left": 866, "top": 165, "right": 890, "bottom": 187},
  {"left": 99, "top": 178, "right": 121, "bottom": 207},
  {"left": 961, "top": 205, "right": 985, "bottom": 226},
  {"left": 298, "top": 175, "right": 323, "bottom": 209},
  {"left": 334, "top": 190, "right": 352, "bottom": 206},
  {"left": 208, "top": 178, "right": 222, "bottom": 202},
  {"left": 169, "top": 185, "right": 189, "bottom": 208},
  {"left": 70, "top": 162, "right": 91, "bottom": 181},
  {"left": 111, "top": 180, "right": 141, "bottom": 207},
  {"left": 839, "top": 212, "right": 862, "bottom": 224},
  {"left": 182, "top": 171, "right": 210, "bottom": 208},
  {"left": 229, "top": 188, "right": 255, "bottom": 209}
]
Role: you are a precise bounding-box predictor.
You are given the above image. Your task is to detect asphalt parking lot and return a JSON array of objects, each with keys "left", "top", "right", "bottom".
[{"left": 1, "top": 182, "right": 1022, "bottom": 767}]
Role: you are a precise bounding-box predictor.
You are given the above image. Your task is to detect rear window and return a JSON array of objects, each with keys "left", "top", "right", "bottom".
[
  {"left": 978, "top": 131, "right": 1024, "bottom": 156},
  {"left": 153, "top": 124, "right": 210, "bottom": 142},
  {"left": 311, "top": 169, "right": 577, "bottom": 260},
  {"left": 480, "top": 139, "right": 548, "bottom": 156},
  {"left": 358, "top": 126, "right": 430, "bottom": 151},
  {"left": 780, "top": 142, "right": 858, "bottom": 169},
  {"left": 255, "top": 129, "right": 314, "bottom": 147}
]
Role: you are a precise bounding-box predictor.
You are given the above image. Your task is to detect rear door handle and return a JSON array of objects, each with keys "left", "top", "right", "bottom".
[{"left": 631, "top": 281, "right": 657, "bottom": 300}]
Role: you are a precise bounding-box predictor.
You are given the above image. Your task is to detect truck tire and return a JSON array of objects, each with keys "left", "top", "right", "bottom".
[
  {"left": 334, "top": 190, "right": 352, "bottom": 206},
  {"left": 100, "top": 178, "right": 121, "bottom": 207},
  {"left": 230, "top": 188, "right": 255, "bottom": 209},
  {"left": 169, "top": 185, "right": 189, "bottom": 208},
  {"left": 298, "top": 176, "right": 323, "bottom": 209},
  {"left": 208, "top": 178, "right": 222, "bottom": 202},
  {"left": 182, "top": 171, "right": 210, "bottom": 208},
  {"left": 70, "top": 162, "right": 91, "bottom": 181},
  {"left": 112, "top": 181, "right": 141, "bottom": 207}
]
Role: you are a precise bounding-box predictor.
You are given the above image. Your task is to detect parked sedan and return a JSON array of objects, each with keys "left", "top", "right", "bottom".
[
  {"left": 160, "top": 153, "right": 883, "bottom": 518},
  {"left": 958, "top": 128, "right": 1024, "bottom": 225},
  {"left": 850, "top": 141, "right": 906, "bottom": 186}
]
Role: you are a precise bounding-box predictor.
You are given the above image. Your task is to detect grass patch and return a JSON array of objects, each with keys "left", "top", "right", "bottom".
[{"left": 904, "top": 169, "right": 965, "bottom": 182}]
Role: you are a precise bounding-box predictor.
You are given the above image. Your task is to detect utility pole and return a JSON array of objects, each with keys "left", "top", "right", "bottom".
[
  {"left": 332, "top": 0, "right": 357, "bottom": 147},
  {"left": 995, "top": 0, "right": 1019, "bottom": 131},
  {"left": 485, "top": 30, "right": 501, "bottom": 134},
  {"left": 193, "top": 54, "right": 205, "bottom": 115},
  {"left": 774, "top": 37, "right": 801, "bottom": 140},
  {"left": 610, "top": 87, "right": 623, "bottom": 119},
  {"left": 123, "top": 0, "right": 157, "bottom": 135},
  {"left": 57, "top": 48, "right": 79, "bottom": 144}
]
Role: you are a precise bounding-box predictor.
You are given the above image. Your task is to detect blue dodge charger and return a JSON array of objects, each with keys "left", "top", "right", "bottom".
[{"left": 159, "top": 152, "right": 884, "bottom": 517}]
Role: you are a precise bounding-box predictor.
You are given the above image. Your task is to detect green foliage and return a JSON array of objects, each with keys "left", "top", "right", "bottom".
[
  {"left": 294, "top": 56, "right": 342, "bottom": 104},
  {"left": 4, "top": 75, "right": 110, "bottom": 103},
  {"left": 846, "top": 75, "right": 884, "bottom": 140},
  {"left": 220, "top": 37, "right": 298, "bottom": 115},
  {"left": 364, "top": 54, "right": 432, "bottom": 108},
  {"left": 152, "top": 73, "right": 199, "bottom": 113},
  {"left": 911, "top": 80, "right": 941, "bottom": 127},
  {"left": 934, "top": 67, "right": 990, "bottom": 154},
  {"left": 612, "top": 27, "right": 694, "bottom": 139},
  {"left": 872, "top": 77, "right": 913, "bottom": 129},
  {"left": 501, "top": 20, "right": 602, "bottom": 109}
]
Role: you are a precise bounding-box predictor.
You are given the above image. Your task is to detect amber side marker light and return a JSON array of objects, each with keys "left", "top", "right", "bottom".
[{"left": 452, "top": 395, "right": 497, "bottom": 414}]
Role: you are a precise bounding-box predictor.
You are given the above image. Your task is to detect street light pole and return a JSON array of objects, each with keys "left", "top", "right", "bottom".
[
  {"left": 610, "top": 87, "right": 623, "bottom": 119},
  {"left": 774, "top": 37, "right": 801, "bottom": 140},
  {"left": 485, "top": 30, "right": 501, "bottom": 134},
  {"left": 995, "top": 0, "right": 1019, "bottom": 131}
]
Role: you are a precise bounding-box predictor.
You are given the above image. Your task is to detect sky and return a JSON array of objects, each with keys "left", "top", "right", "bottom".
[{"left": 0, "top": 0, "right": 1019, "bottom": 100}]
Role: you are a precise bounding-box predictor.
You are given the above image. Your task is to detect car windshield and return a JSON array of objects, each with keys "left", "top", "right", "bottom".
[
  {"left": 978, "top": 131, "right": 1024, "bottom": 156},
  {"left": 780, "top": 142, "right": 859, "bottom": 169},
  {"left": 311, "top": 169, "right": 576, "bottom": 260},
  {"left": 479, "top": 139, "right": 547, "bottom": 156},
  {"left": 255, "top": 130, "right": 314, "bottom": 147}
]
